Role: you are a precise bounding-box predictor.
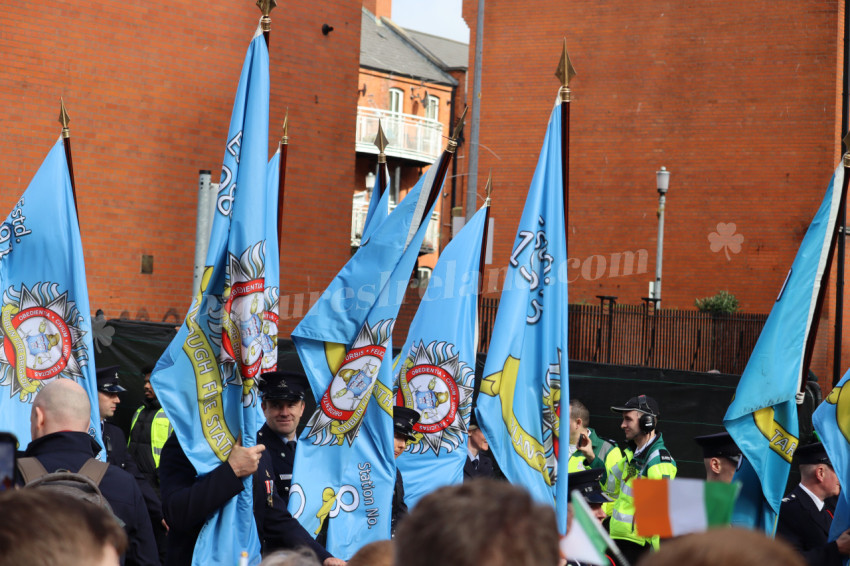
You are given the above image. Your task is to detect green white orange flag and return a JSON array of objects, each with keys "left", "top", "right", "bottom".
[{"left": 633, "top": 478, "right": 741, "bottom": 538}]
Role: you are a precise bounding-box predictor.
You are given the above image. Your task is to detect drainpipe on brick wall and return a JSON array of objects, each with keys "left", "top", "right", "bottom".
[
  {"left": 836, "top": 3, "right": 849, "bottom": 387},
  {"left": 466, "top": 0, "right": 485, "bottom": 220}
]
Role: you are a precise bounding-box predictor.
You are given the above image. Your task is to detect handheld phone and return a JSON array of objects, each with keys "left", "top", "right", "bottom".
[
  {"left": 577, "top": 432, "right": 588, "bottom": 448},
  {"left": 0, "top": 432, "right": 18, "bottom": 492}
]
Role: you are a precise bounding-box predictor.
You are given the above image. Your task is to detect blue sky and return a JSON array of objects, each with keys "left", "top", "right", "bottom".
[{"left": 391, "top": 0, "right": 470, "bottom": 43}]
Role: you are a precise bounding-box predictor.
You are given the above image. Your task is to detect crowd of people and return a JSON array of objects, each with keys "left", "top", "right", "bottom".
[{"left": 0, "top": 367, "right": 848, "bottom": 566}]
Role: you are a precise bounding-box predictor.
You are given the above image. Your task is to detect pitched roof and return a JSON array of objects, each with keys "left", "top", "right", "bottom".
[
  {"left": 403, "top": 29, "right": 469, "bottom": 71},
  {"left": 360, "top": 8, "right": 458, "bottom": 86}
]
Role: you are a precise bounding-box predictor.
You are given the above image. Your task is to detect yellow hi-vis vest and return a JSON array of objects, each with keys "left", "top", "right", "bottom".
[
  {"left": 568, "top": 429, "right": 623, "bottom": 515},
  {"left": 604, "top": 433, "right": 676, "bottom": 549},
  {"left": 130, "top": 406, "right": 173, "bottom": 468}
]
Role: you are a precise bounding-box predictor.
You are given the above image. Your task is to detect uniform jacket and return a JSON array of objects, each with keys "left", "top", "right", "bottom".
[
  {"left": 23, "top": 431, "right": 159, "bottom": 566},
  {"left": 103, "top": 420, "right": 163, "bottom": 525},
  {"left": 159, "top": 435, "right": 331, "bottom": 566},
  {"left": 463, "top": 451, "right": 495, "bottom": 481},
  {"left": 604, "top": 433, "right": 676, "bottom": 549},
  {"left": 568, "top": 428, "right": 622, "bottom": 473},
  {"left": 128, "top": 398, "right": 172, "bottom": 486},
  {"left": 391, "top": 468, "right": 407, "bottom": 536},
  {"left": 256, "top": 423, "right": 295, "bottom": 506},
  {"left": 777, "top": 484, "right": 842, "bottom": 566}
]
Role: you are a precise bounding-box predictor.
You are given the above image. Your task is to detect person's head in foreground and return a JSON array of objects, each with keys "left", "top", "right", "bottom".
[
  {"left": 636, "top": 527, "right": 805, "bottom": 566},
  {"left": 0, "top": 489, "right": 127, "bottom": 566},
  {"left": 394, "top": 479, "right": 560, "bottom": 566},
  {"left": 347, "top": 539, "right": 393, "bottom": 566}
]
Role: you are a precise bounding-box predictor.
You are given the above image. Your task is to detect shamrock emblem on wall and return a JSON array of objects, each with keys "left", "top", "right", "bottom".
[{"left": 709, "top": 223, "right": 744, "bottom": 261}]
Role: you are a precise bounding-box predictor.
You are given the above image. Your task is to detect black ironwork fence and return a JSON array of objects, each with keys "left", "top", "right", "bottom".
[{"left": 478, "top": 298, "right": 767, "bottom": 374}]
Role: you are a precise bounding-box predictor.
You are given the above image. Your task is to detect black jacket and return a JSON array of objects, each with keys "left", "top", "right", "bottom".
[
  {"left": 23, "top": 431, "right": 159, "bottom": 566},
  {"left": 103, "top": 420, "right": 163, "bottom": 525},
  {"left": 391, "top": 468, "right": 407, "bottom": 536},
  {"left": 463, "top": 452, "right": 495, "bottom": 481},
  {"left": 159, "top": 435, "right": 332, "bottom": 566},
  {"left": 776, "top": 484, "right": 842, "bottom": 566},
  {"left": 256, "top": 423, "right": 295, "bottom": 506}
]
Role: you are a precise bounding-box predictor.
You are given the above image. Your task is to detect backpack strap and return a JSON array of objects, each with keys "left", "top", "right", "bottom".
[
  {"left": 77, "top": 458, "right": 110, "bottom": 487},
  {"left": 17, "top": 457, "right": 49, "bottom": 484}
]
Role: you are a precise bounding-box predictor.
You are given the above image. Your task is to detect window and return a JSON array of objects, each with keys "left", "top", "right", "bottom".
[
  {"left": 425, "top": 95, "right": 439, "bottom": 121},
  {"left": 389, "top": 88, "right": 404, "bottom": 114}
]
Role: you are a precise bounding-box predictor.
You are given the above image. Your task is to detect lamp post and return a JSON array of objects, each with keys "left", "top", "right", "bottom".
[
  {"left": 365, "top": 171, "right": 376, "bottom": 194},
  {"left": 654, "top": 166, "right": 670, "bottom": 307}
]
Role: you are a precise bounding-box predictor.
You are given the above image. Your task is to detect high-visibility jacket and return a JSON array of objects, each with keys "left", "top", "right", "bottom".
[
  {"left": 568, "top": 428, "right": 623, "bottom": 515},
  {"left": 568, "top": 428, "right": 621, "bottom": 473},
  {"left": 604, "top": 433, "right": 676, "bottom": 549},
  {"left": 129, "top": 404, "right": 173, "bottom": 468}
]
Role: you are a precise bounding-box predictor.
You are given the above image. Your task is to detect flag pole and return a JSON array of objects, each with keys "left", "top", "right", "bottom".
[
  {"left": 58, "top": 98, "right": 79, "bottom": 217},
  {"left": 276, "top": 113, "right": 288, "bottom": 244},
  {"left": 476, "top": 172, "right": 492, "bottom": 317},
  {"left": 257, "top": 0, "right": 276, "bottom": 47},
  {"left": 801, "top": 131, "right": 850, "bottom": 393},
  {"left": 374, "top": 120, "right": 390, "bottom": 197},
  {"left": 555, "top": 39, "right": 576, "bottom": 249},
  {"left": 424, "top": 107, "right": 468, "bottom": 216}
]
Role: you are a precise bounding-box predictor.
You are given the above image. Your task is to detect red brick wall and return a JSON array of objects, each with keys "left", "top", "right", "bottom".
[
  {"left": 462, "top": 0, "right": 847, "bottom": 380},
  {"left": 1, "top": 0, "right": 362, "bottom": 338}
]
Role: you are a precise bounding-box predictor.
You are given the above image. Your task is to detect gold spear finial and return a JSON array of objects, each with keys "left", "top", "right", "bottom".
[
  {"left": 281, "top": 109, "right": 289, "bottom": 145},
  {"left": 484, "top": 170, "right": 492, "bottom": 205},
  {"left": 447, "top": 106, "right": 468, "bottom": 154},
  {"left": 374, "top": 120, "right": 389, "bottom": 163},
  {"left": 555, "top": 38, "right": 577, "bottom": 103},
  {"left": 844, "top": 130, "right": 850, "bottom": 167},
  {"left": 58, "top": 98, "right": 71, "bottom": 139},
  {"left": 256, "top": 0, "right": 277, "bottom": 32}
]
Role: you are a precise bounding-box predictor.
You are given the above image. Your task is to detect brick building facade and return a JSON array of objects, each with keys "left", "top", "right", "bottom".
[
  {"left": 1, "top": 0, "right": 365, "bottom": 338},
  {"left": 461, "top": 0, "right": 847, "bottom": 381}
]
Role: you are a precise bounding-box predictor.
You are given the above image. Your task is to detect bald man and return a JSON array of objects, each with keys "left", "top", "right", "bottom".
[{"left": 21, "top": 379, "right": 158, "bottom": 566}]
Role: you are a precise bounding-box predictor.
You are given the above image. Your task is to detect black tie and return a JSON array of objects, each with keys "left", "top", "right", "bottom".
[
  {"left": 284, "top": 441, "right": 296, "bottom": 459},
  {"left": 472, "top": 459, "right": 479, "bottom": 471}
]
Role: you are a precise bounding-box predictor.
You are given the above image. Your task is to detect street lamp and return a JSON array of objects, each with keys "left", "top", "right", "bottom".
[
  {"left": 365, "top": 171, "right": 376, "bottom": 192},
  {"left": 654, "top": 166, "right": 670, "bottom": 306}
]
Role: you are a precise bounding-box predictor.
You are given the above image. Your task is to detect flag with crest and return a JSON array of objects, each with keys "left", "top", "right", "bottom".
[
  {"left": 476, "top": 103, "right": 569, "bottom": 531},
  {"left": 0, "top": 138, "right": 102, "bottom": 454},
  {"left": 394, "top": 204, "right": 488, "bottom": 508},
  {"left": 724, "top": 163, "right": 844, "bottom": 534},
  {"left": 288, "top": 157, "right": 449, "bottom": 559},
  {"left": 151, "top": 27, "right": 269, "bottom": 566}
]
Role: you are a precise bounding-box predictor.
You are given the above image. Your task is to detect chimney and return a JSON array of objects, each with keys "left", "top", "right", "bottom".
[{"left": 363, "top": 0, "right": 392, "bottom": 19}]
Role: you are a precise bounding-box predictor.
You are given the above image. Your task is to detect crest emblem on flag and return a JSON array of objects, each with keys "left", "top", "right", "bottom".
[
  {"left": 396, "top": 340, "right": 474, "bottom": 455},
  {"left": 543, "top": 352, "right": 563, "bottom": 461},
  {"left": 221, "top": 242, "right": 267, "bottom": 380},
  {"left": 261, "top": 285, "right": 279, "bottom": 372},
  {"left": 0, "top": 283, "right": 87, "bottom": 401},
  {"left": 305, "top": 320, "right": 393, "bottom": 446}
]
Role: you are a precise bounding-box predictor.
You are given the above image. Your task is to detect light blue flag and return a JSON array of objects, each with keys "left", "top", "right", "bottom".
[
  {"left": 262, "top": 150, "right": 281, "bottom": 374},
  {"left": 476, "top": 103, "right": 570, "bottom": 532},
  {"left": 813, "top": 370, "right": 850, "bottom": 564},
  {"left": 394, "top": 204, "right": 488, "bottom": 508},
  {"left": 151, "top": 28, "right": 269, "bottom": 566},
  {"left": 0, "top": 139, "right": 102, "bottom": 455},
  {"left": 289, "top": 163, "right": 444, "bottom": 560},
  {"left": 725, "top": 163, "right": 844, "bottom": 535},
  {"left": 361, "top": 164, "right": 390, "bottom": 241}
]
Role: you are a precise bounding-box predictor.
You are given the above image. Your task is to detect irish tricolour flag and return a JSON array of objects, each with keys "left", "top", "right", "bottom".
[{"left": 634, "top": 478, "right": 741, "bottom": 538}]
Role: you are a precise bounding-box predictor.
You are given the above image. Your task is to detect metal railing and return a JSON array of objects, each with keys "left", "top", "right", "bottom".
[
  {"left": 355, "top": 107, "right": 444, "bottom": 163},
  {"left": 478, "top": 299, "right": 767, "bottom": 374},
  {"left": 351, "top": 191, "right": 440, "bottom": 253}
]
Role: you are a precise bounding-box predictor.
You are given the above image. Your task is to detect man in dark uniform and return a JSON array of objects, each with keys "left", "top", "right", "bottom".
[
  {"left": 22, "top": 378, "right": 159, "bottom": 566},
  {"left": 777, "top": 442, "right": 850, "bottom": 565},
  {"left": 256, "top": 371, "right": 309, "bottom": 506},
  {"left": 463, "top": 415, "right": 495, "bottom": 481},
  {"left": 392, "top": 405, "right": 419, "bottom": 536},
  {"left": 693, "top": 431, "right": 740, "bottom": 483},
  {"left": 97, "top": 365, "right": 165, "bottom": 561},
  {"left": 159, "top": 434, "right": 344, "bottom": 566}
]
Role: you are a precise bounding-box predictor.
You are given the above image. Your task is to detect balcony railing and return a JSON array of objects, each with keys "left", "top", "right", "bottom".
[
  {"left": 351, "top": 191, "right": 440, "bottom": 254},
  {"left": 355, "top": 107, "right": 443, "bottom": 163}
]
